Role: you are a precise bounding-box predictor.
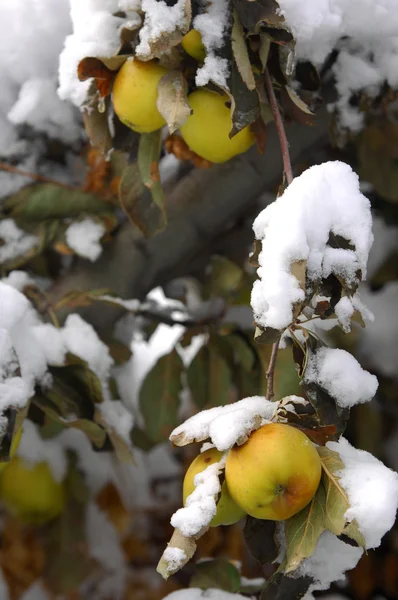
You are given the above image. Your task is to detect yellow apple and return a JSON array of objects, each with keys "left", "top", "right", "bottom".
[
  {"left": 225, "top": 423, "right": 321, "bottom": 520},
  {"left": 0, "top": 426, "right": 23, "bottom": 474},
  {"left": 182, "top": 30, "right": 206, "bottom": 62},
  {"left": 112, "top": 58, "right": 167, "bottom": 133},
  {"left": 0, "top": 457, "right": 66, "bottom": 524},
  {"left": 180, "top": 89, "right": 256, "bottom": 163},
  {"left": 183, "top": 448, "right": 246, "bottom": 527}
]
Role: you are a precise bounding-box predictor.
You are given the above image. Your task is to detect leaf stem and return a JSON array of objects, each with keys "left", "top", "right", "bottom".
[
  {"left": 264, "top": 69, "right": 293, "bottom": 185},
  {"left": 263, "top": 69, "right": 294, "bottom": 400}
]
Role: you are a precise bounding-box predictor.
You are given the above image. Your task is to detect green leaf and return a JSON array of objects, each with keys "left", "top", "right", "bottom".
[
  {"left": 5, "top": 184, "right": 111, "bottom": 223},
  {"left": 43, "top": 464, "right": 93, "bottom": 593},
  {"left": 226, "top": 333, "right": 256, "bottom": 372},
  {"left": 243, "top": 517, "right": 279, "bottom": 565},
  {"left": 231, "top": 10, "right": 256, "bottom": 91},
  {"left": 190, "top": 558, "right": 241, "bottom": 593},
  {"left": 187, "top": 343, "right": 232, "bottom": 410},
  {"left": 229, "top": 60, "right": 261, "bottom": 136},
  {"left": 139, "top": 349, "right": 183, "bottom": 443},
  {"left": 318, "top": 447, "right": 366, "bottom": 548},
  {"left": 285, "top": 482, "right": 326, "bottom": 573},
  {"left": 261, "top": 573, "right": 312, "bottom": 600},
  {"left": 205, "top": 255, "right": 244, "bottom": 298},
  {"left": 157, "top": 71, "right": 192, "bottom": 134}
]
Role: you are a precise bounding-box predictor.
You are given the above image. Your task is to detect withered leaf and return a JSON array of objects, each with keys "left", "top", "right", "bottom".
[
  {"left": 157, "top": 71, "right": 192, "bottom": 134},
  {"left": 231, "top": 10, "right": 256, "bottom": 91}
]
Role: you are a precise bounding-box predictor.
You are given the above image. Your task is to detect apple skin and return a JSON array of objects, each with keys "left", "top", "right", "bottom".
[
  {"left": 183, "top": 448, "right": 246, "bottom": 527},
  {"left": 225, "top": 423, "right": 322, "bottom": 521},
  {"left": 0, "top": 457, "right": 65, "bottom": 524},
  {"left": 182, "top": 30, "right": 206, "bottom": 62},
  {"left": 112, "top": 58, "right": 167, "bottom": 133},
  {"left": 180, "top": 89, "right": 255, "bottom": 163}
]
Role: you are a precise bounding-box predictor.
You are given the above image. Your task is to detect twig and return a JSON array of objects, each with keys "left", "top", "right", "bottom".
[
  {"left": 264, "top": 69, "right": 294, "bottom": 185},
  {"left": 263, "top": 69, "right": 294, "bottom": 399},
  {"left": 265, "top": 335, "right": 281, "bottom": 400},
  {"left": 0, "top": 162, "right": 78, "bottom": 191}
]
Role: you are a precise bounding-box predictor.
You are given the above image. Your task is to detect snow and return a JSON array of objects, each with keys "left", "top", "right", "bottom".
[
  {"left": 162, "top": 547, "right": 187, "bottom": 573},
  {"left": 58, "top": 0, "right": 126, "bottom": 107},
  {"left": 277, "top": 1, "right": 398, "bottom": 131},
  {"left": 20, "top": 582, "right": 51, "bottom": 600},
  {"left": 17, "top": 420, "right": 68, "bottom": 483},
  {"left": 304, "top": 347, "right": 378, "bottom": 408},
  {"left": 0, "top": 219, "right": 38, "bottom": 264},
  {"left": 96, "top": 399, "right": 134, "bottom": 444},
  {"left": 65, "top": 218, "right": 105, "bottom": 261},
  {"left": 86, "top": 502, "right": 126, "bottom": 572},
  {"left": 2, "top": 271, "right": 34, "bottom": 292},
  {"left": 194, "top": 0, "right": 231, "bottom": 89},
  {"left": 251, "top": 162, "right": 373, "bottom": 332},
  {"left": 136, "top": 0, "right": 189, "bottom": 59},
  {"left": 328, "top": 437, "right": 398, "bottom": 549},
  {"left": 357, "top": 283, "right": 398, "bottom": 377},
  {"left": 171, "top": 457, "right": 225, "bottom": 537},
  {"left": 62, "top": 314, "right": 114, "bottom": 382},
  {"left": 299, "top": 531, "right": 363, "bottom": 599},
  {"left": 170, "top": 396, "right": 276, "bottom": 451},
  {"left": 163, "top": 590, "right": 249, "bottom": 600}
]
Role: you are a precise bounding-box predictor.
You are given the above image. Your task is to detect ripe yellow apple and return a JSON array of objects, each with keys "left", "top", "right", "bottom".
[
  {"left": 0, "top": 457, "right": 66, "bottom": 524},
  {"left": 112, "top": 58, "right": 167, "bottom": 133},
  {"left": 0, "top": 426, "right": 23, "bottom": 473},
  {"left": 183, "top": 448, "right": 246, "bottom": 527},
  {"left": 182, "top": 29, "right": 206, "bottom": 62},
  {"left": 225, "top": 423, "right": 321, "bottom": 521},
  {"left": 180, "top": 89, "right": 256, "bottom": 163}
]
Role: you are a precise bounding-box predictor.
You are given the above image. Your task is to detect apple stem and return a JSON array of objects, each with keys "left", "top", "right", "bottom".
[
  {"left": 264, "top": 68, "right": 293, "bottom": 185},
  {"left": 263, "top": 69, "right": 293, "bottom": 401}
]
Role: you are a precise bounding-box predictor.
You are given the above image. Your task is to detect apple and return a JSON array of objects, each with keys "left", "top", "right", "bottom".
[
  {"left": 0, "top": 457, "right": 66, "bottom": 524},
  {"left": 225, "top": 423, "right": 322, "bottom": 520},
  {"left": 112, "top": 58, "right": 167, "bottom": 133},
  {"left": 182, "top": 30, "right": 206, "bottom": 62},
  {"left": 180, "top": 89, "right": 255, "bottom": 163},
  {"left": 183, "top": 448, "right": 246, "bottom": 527}
]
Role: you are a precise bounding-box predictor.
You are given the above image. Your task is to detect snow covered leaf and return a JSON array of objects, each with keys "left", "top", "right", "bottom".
[
  {"left": 231, "top": 11, "right": 256, "bottom": 92},
  {"left": 318, "top": 447, "right": 366, "bottom": 549},
  {"left": 157, "top": 528, "right": 197, "bottom": 580},
  {"left": 157, "top": 71, "right": 191, "bottom": 134},
  {"left": 5, "top": 184, "right": 111, "bottom": 224},
  {"left": 187, "top": 343, "right": 232, "bottom": 409},
  {"left": 140, "top": 349, "right": 183, "bottom": 444},
  {"left": 243, "top": 517, "right": 279, "bottom": 565},
  {"left": 136, "top": 0, "right": 191, "bottom": 60},
  {"left": 285, "top": 482, "right": 326, "bottom": 573},
  {"left": 170, "top": 396, "right": 275, "bottom": 450},
  {"left": 95, "top": 401, "right": 134, "bottom": 463},
  {"left": 190, "top": 558, "right": 241, "bottom": 592}
]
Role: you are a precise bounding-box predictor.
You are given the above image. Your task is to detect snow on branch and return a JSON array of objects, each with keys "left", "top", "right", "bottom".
[{"left": 251, "top": 161, "right": 373, "bottom": 334}]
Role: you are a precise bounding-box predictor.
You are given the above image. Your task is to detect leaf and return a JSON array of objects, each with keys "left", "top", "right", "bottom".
[
  {"left": 235, "top": 0, "right": 286, "bottom": 33},
  {"left": 157, "top": 71, "right": 192, "bottom": 134},
  {"left": 254, "top": 325, "right": 281, "bottom": 345},
  {"left": 243, "top": 517, "right": 279, "bottom": 564},
  {"left": 281, "top": 86, "right": 315, "bottom": 126},
  {"left": 231, "top": 11, "right": 256, "bottom": 91},
  {"left": 190, "top": 558, "right": 241, "bottom": 592},
  {"left": 205, "top": 255, "right": 244, "bottom": 297},
  {"left": 318, "top": 447, "right": 366, "bottom": 548},
  {"left": 43, "top": 465, "right": 93, "bottom": 593},
  {"left": 95, "top": 406, "right": 134, "bottom": 463},
  {"left": 119, "top": 131, "right": 167, "bottom": 237},
  {"left": 54, "top": 288, "right": 115, "bottom": 311},
  {"left": 261, "top": 573, "right": 313, "bottom": 600},
  {"left": 229, "top": 60, "right": 261, "bottom": 136},
  {"left": 5, "top": 184, "right": 111, "bottom": 224},
  {"left": 139, "top": 349, "right": 183, "bottom": 443},
  {"left": 187, "top": 343, "right": 233, "bottom": 410},
  {"left": 78, "top": 57, "right": 119, "bottom": 97},
  {"left": 157, "top": 528, "right": 197, "bottom": 580},
  {"left": 64, "top": 354, "right": 105, "bottom": 405},
  {"left": 285, "top": 482, "right": 326, "bottom": 572},
  {"left": 83, "top": 100, "right": 113, "bottom": 155},
  {"left": 226, "top": 333, "right": 257, "bottom": 372}
]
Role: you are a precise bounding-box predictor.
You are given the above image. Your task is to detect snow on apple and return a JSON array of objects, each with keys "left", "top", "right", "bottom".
[{"left": 252, "top": 161, "right": 373, "bottom": 332}]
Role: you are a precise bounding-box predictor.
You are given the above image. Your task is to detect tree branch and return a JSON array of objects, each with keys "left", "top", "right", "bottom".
[{"left": 0, "top": 162, "right": 78, "bottom": 191}]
